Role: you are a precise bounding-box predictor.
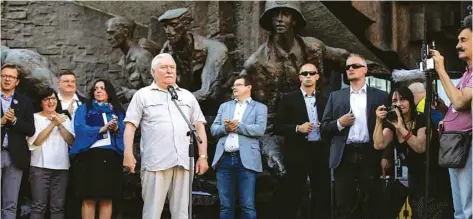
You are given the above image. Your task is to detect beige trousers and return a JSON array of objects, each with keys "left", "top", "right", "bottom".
[{"left": 141, "top": 167, "right": 190, "bottom": 219}]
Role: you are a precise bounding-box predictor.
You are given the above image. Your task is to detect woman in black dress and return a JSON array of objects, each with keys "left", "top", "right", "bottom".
[
  {"left": 373, "top": 86, "right": 453, "bottom": 219},
  {"left": 69, "top": 79, "right": 125, "bottom": 219}
]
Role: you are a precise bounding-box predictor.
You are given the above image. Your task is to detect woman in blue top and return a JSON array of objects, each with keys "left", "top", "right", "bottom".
[{"left": 69, "top": 79, "right": 124, "bottom": 219}]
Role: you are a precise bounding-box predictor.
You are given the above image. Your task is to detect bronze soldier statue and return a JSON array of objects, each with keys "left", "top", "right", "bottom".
[
  {"left": 158, "top": 8, "right": 231, "bottom": 106},
  {"left": 106, "top": 16, "right": 155, "bottom": 102},
  {"left": 241, "top": 1, "right": 388, "bottom": 176}
]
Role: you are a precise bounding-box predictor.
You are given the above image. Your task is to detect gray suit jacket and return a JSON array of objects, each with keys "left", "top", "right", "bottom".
[{"left": 210, "top": 99, "right": 268, "bottom": 172}]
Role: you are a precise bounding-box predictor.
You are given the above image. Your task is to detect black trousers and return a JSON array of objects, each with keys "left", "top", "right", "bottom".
[
  {"left": 275, "top": 141, "right": 331, "bottom": 219},
  {"left": 334, "top": 144, "right": 380, "bottom": 219}
]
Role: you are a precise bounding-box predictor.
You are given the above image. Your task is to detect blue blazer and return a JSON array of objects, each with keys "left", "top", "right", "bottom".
[{"left": 210, "top": 99, "right": 268, "bottom": 172}]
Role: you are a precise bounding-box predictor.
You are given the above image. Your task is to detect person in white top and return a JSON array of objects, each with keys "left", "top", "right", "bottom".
[{"left": 27, "top": 88, "right": 74, "bottom": 219}]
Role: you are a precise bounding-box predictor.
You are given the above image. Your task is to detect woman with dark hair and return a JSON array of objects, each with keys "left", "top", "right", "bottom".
[
  {"left": 69, "top": 79, "right": 125, "bottom": 219},
  {"left": 373, "top": 86, "right": 453, "bottom": 219},
  {"left": 27, "top": 87, "right": 75, "bottom": 219}
]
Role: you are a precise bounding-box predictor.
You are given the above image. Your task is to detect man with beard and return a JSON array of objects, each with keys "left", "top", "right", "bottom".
[
  {"left": 158, "top": 8, "right": 230, "bottom": 107},
  {"left": 430, "top": 12, "right": 472, "bottom": 219},
  {"left": 106, "top": 16, "right": 154, "bottom": 102},
  {"left": 321, "top": 54, "right": 388, "bottom": 219},
  {"left": 274, "top": 63, "right": 329, "bottom": 219}
]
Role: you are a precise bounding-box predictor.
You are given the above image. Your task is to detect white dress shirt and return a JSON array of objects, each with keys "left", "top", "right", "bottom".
[
  {"left": 337, "top": 84, "right": 370, "bottom": 144},
  {"left": 58, "top": 93, "right": 81, "bottom": 114},
  {"left": 224, "top": 98, "right": 251, "bottom": 152}
]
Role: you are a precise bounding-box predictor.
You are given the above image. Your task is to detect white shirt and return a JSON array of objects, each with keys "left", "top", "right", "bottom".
[
  {"left": 337, "top": 84, "right": 370, "bottom": 144},
  {"left": 58, "top": 93, "right": 81, "bottom": 130},
  {"left": 124, "top": 83, "right": 206, "bottom": 171},
  {"left": 58, "top": 93, "right": 81, "bottom": 113},
  {"left": 28, "top": 113, "right": 75, "bottom": 170},
  {"left": 224, "top": 98, "right": 251, "bottom": 152}
]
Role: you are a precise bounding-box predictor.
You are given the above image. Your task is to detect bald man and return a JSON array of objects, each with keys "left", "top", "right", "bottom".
[{"left": 274, "top": 63, "right": 330, "bottom": 218}]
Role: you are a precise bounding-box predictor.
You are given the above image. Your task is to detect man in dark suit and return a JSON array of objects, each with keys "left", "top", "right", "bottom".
[
  {"left": 274, "top": 63, "right": 330, "bottom": 219},
  {"left": 1, "top": 64, "right": 35, "bottom": 219},
  {"left": 321, "top": 54, "right": 388, "bottom": 219}
]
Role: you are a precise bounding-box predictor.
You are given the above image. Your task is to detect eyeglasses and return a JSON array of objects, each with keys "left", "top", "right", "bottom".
[
  {"left": 42, "top": 97, "right": 57, "bottom": 102},
  {"left": 345, "top": 64, "right": 366, "bottom": 70},
  {"left": 1, "top": 74, "right": 18, "bottom": 80},
  {"left": 232, "top": 83, "right": 246, "bottom": 88},
  {"left": 299, "top": 71, "right": 318, "bottom": 76}
]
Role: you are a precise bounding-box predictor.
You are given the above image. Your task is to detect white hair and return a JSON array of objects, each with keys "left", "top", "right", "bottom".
[
  {"left": 150, "top": 53, "right": 175, "bottom": 72},
  {"left": 408, "top": 82, "right": 426, "bottom": 94}
]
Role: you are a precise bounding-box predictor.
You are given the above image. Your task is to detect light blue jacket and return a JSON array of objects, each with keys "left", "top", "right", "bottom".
[{"left": 210, "top": 99, "right": 268, "bottom": 172}]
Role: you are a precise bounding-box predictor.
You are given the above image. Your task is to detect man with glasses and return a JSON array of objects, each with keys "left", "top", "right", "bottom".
[
  {"left": 210, "top": 75, "right": 267, "bottom": 219},
  {"left": 1, "top": 64, "right": 35, "bottom": 219},
  {"left": 273, "top": 63, "right": 329, "bottom": 219},
  {"left": 321, "top": 54, "right": 388, "bottom": 219}
]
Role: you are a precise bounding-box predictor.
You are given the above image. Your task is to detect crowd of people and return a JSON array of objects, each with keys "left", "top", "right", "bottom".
[{"left": 1, "top": 8, "right": 472, "bottom": 219}]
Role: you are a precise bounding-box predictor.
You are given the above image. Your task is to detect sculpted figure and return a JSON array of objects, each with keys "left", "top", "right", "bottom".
[
  {"left": 106, "top": 16, "right": 154, "bottom": 102},
  {"left": 241, "top": 1, "right": 388, "bottom": 176},
  {"left": 158, "top": 8, "right": 230, "bottom": 103}
]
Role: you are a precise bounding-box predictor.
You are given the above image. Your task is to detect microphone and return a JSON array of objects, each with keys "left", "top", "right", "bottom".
[
  {"left": 167, "top": 85, "right": 179, "bottom": 100},
  {"left": 391, "top": 69, "right": 425, "bottom": 83}
]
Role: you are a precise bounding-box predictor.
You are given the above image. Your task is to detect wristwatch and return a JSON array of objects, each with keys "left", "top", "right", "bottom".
[{"left": 199, "top": 154, "right": 208, "bottom": 159}]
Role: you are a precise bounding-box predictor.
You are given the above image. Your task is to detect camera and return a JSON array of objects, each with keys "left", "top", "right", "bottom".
[{"left": 382, "top": 105, "right": 400, "bottom": 122}]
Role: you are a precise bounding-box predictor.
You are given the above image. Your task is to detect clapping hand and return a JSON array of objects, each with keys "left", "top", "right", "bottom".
[
  {"left": 224, "top": 118, "right": 239, "bottom": 132},
  {"left": 50, "top": 113, "right": 67, "bottom": 126}
]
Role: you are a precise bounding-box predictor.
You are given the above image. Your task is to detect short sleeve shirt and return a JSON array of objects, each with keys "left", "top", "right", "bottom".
[{"left": 124, "top": 82, "right": 206, "bottom": 171}]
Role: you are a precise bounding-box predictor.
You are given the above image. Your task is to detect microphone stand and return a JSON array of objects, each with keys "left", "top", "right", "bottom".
[{"left": 169, "top": 94, "right": 202, "bottom": 219}]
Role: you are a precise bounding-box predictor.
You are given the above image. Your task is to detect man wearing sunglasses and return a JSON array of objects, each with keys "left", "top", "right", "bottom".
[
  {"left": 239, "top": 1, "right": 388, "bottom": 179},
  {"left": 274, "top": 63, "right": 329, "bottom": 219},
  {"left": 321, "top": 54, "right": 388, "bottom": 219}
]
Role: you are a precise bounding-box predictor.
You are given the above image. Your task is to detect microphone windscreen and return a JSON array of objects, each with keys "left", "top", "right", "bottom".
[{"left": 391, "top": 69, "right": 425, "bottom": 83}]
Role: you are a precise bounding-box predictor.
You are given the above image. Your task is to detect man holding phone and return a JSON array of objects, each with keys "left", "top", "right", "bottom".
[{"left": 321, "top": 54, "right": 388, "bottom": 219}]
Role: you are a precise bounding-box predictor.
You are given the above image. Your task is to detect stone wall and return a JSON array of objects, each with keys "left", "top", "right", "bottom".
[{"left": 1, "top": 1, "right": 147, "bottom": 94}]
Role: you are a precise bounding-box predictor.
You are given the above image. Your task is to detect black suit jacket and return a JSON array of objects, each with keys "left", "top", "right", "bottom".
[
  {"left": 321, "top": 86, "right": 388, "bottom": 169},
  {"left": 275, "top": 89, "right": 327, "bottom": 161},
  {"left": 1, "top": 92, "right": 35, "bottom": 169}
]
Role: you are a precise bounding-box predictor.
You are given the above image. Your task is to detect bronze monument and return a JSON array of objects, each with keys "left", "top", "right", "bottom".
[
  {"left": 241, "top": 1, "right": 388, "bottom": 176},
  {"left": 106, "top": 16, "right": 155, "bottom": 102},
  {"left": 158, "top": 8, "right": 231, "bottom": 106}
]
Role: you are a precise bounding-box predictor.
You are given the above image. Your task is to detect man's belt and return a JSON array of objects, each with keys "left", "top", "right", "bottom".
[
  {"left": 1, "top": 146, "right": 8, "bottom": 151},
  {"left": 347, "top": 143, "right": 370, "bottom": 148},
  {"left": 224, "top": 151, "right": 240, "bottom": 156}
]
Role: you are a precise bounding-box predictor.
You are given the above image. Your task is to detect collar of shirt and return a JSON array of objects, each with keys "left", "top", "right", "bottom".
[
  {"left": 0, "top": 91, "right": 14, "bottom": 101},
  {"left": 150, "top": 82, "right": 180, "bottom": 92},
  {"left": 300, "top": 87, "right": 316, "bottom": 97},
  {"left": 350, "top": 84, "right": 367, "bottom": 94},
  {"left": 57, "top": 93, "right": 79, "bottom": 102},
  {"left": 234, "top": 97, "right": 252, "bottom": 105},
  {"left": 466, "top": 65, "right": 472, "bottom": 74}
]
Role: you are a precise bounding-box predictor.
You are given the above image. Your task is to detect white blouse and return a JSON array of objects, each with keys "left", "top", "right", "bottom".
[{"left": 27, "top": 113, "right": 74, "bottom": 170}]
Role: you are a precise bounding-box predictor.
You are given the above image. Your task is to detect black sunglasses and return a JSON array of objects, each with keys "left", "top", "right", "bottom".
[
  {"left": 345, "top": 64, "right": 366, "bottom": 70},
  {"left": 299, "top": 71, "right": 318, "bottom": 76}
]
